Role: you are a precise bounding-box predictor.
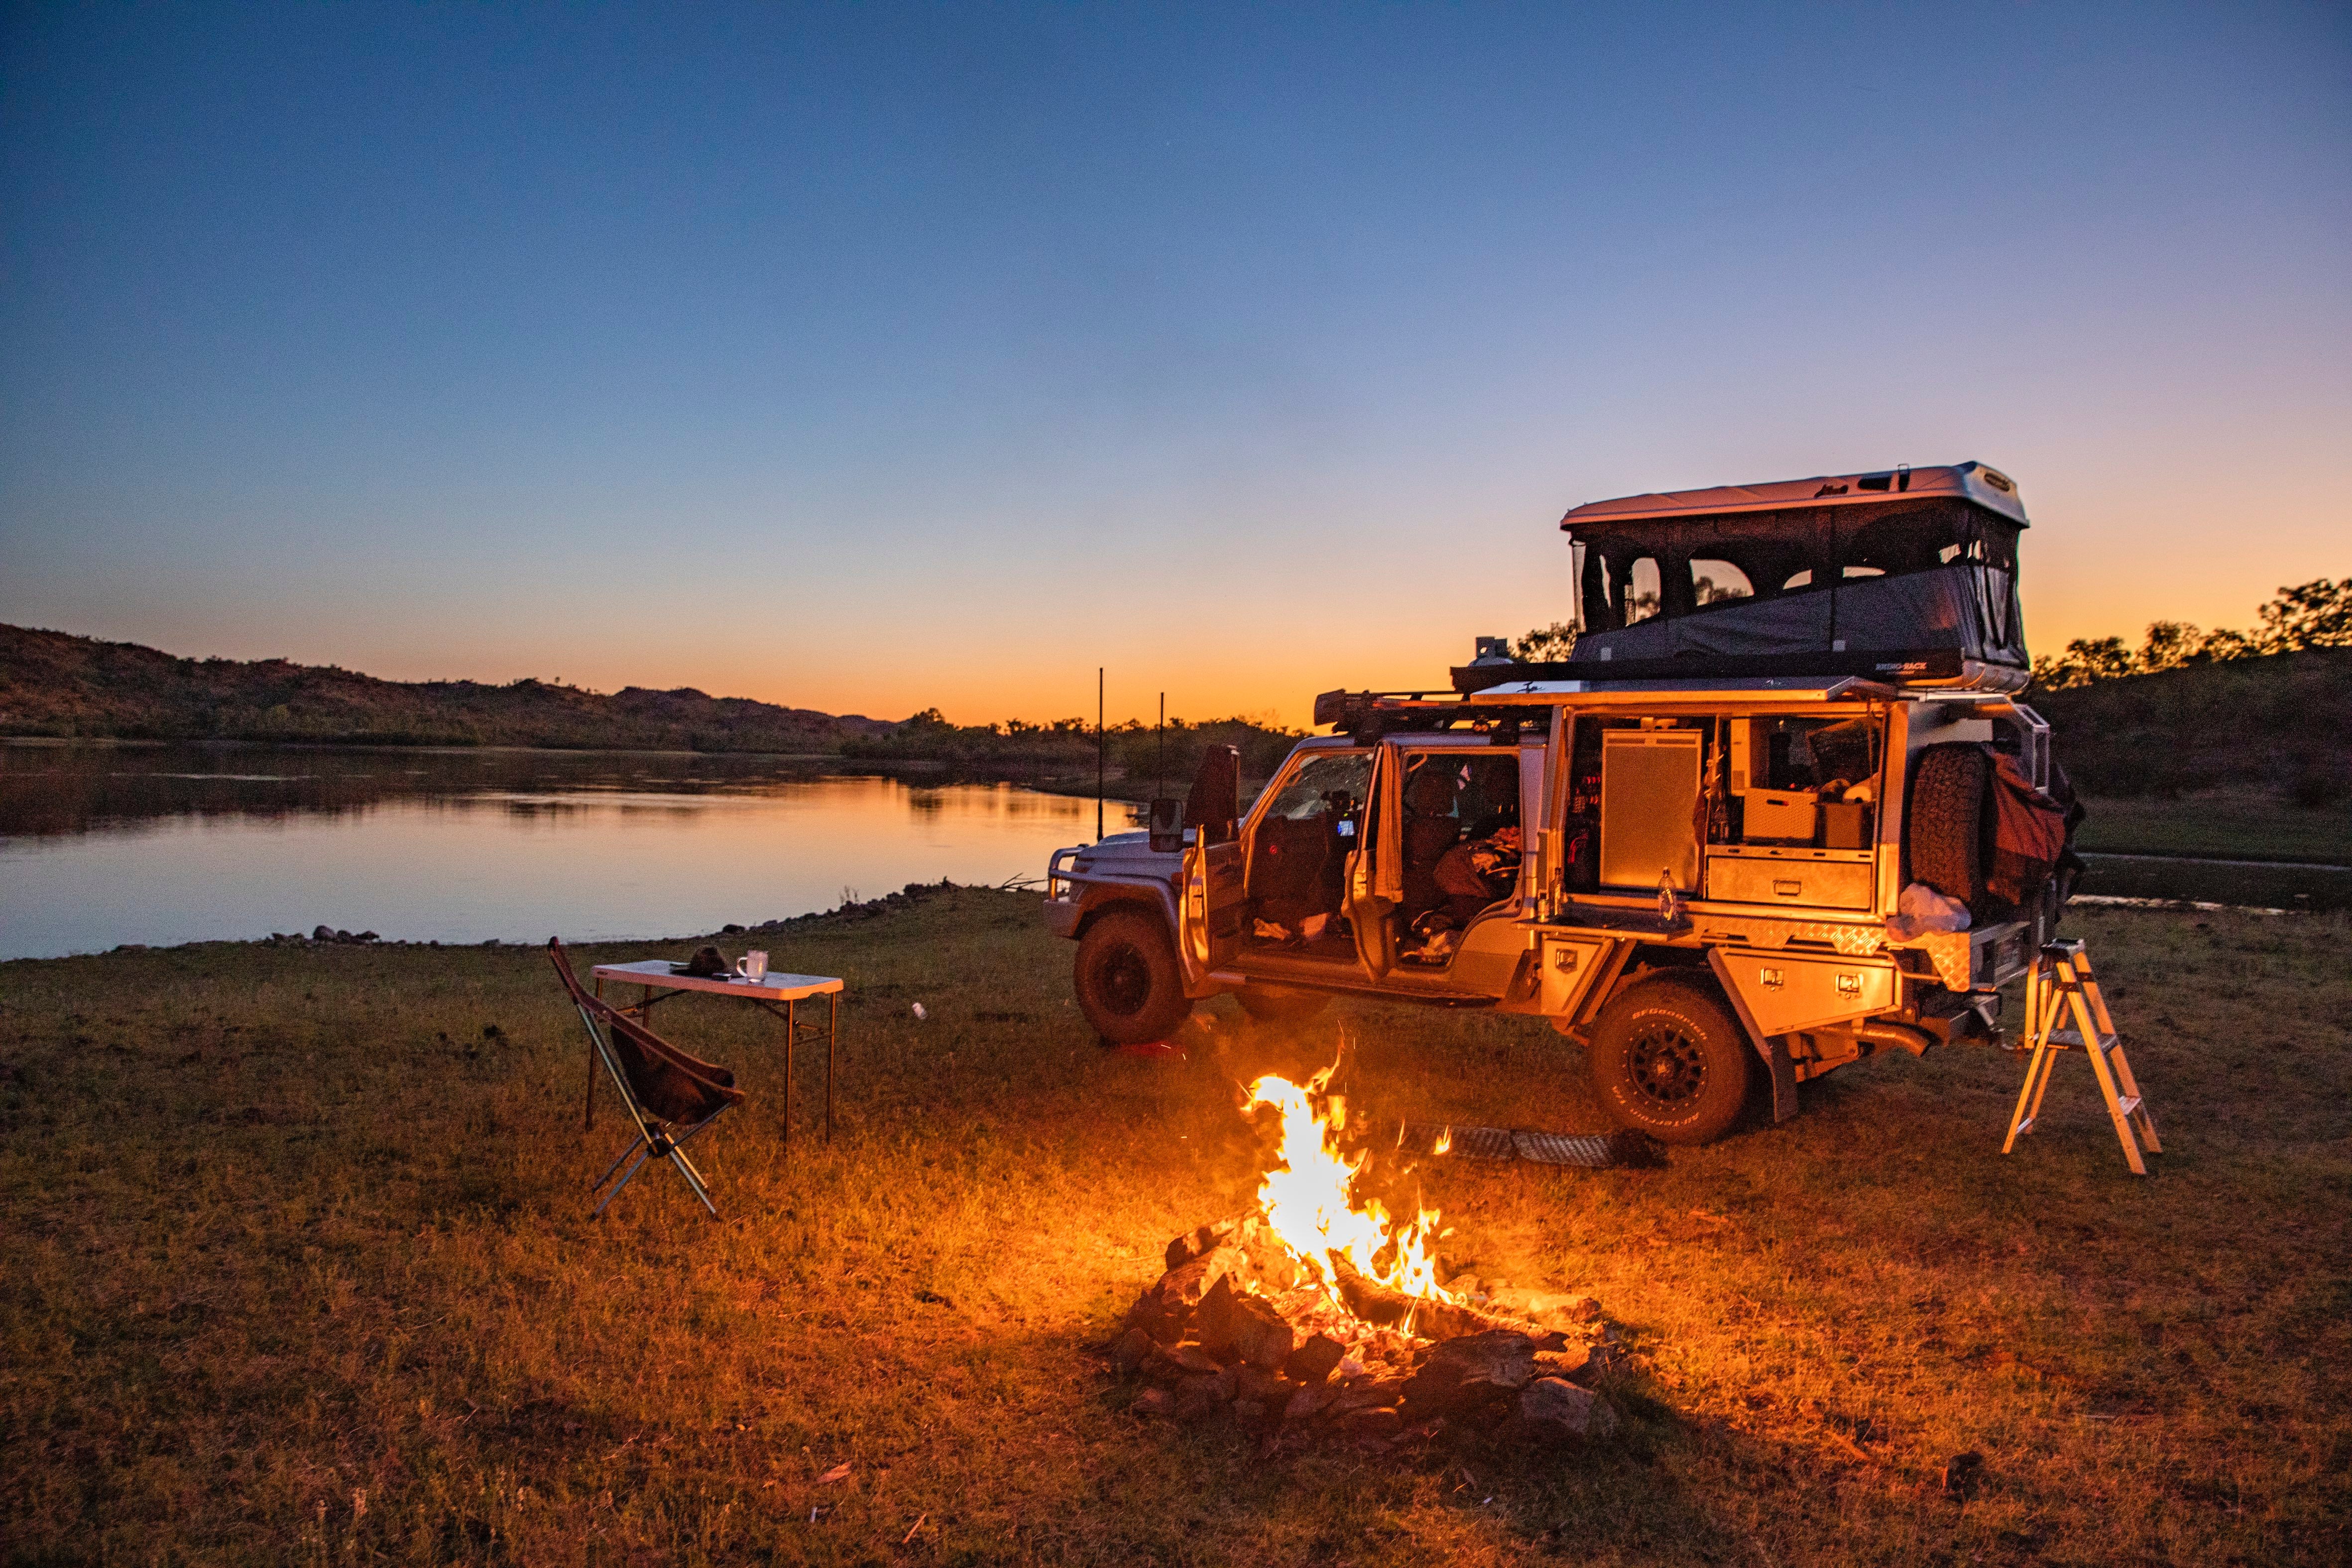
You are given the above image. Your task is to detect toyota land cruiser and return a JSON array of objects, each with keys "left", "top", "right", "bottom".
[{"left": 1044, "top": 463, "right": 2077, "bottom": 1144}]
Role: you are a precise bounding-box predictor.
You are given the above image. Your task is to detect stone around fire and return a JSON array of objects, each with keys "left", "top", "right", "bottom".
[
  {"left": 1401, "top": 1329, "right": 1540, "bottom": 1419},
  {"left": 1115, "top": 1217, "right": 1625, "bottom": 1453},
  {"left": 1517, "top": 1376, "right": 1620, "bottom": 1443}
]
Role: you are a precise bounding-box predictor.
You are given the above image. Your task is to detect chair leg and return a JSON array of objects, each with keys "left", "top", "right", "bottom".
[
  {"left": 666, "top": 1112, "right": 728, "bottom": 1216},
  {"left": 592, "top": 1146, "right": 657, "bottom": 1218},
  {"left": 589, "top": 1135, "right": 645, "bottom": 1194},
  {"left": 666, "top": 1145, "right": 720, "bottom": 1218}
]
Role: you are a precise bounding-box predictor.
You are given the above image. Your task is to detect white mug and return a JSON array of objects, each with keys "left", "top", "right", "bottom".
[{"left": 735, "top": 950, "right": 768, "bottom": 982}]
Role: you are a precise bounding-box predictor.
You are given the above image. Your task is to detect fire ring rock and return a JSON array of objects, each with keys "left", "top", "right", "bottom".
[
  {"left": 1230, "top": 1295, "right": 1295, "bottom": 1370},
  {"left": 1283, "top": 1383, "right": 1337, "bottom": 1424},
  {"left": 1164, "top": 1220, "right": 1237, "bottom": 1273},
  {"left": 1516, "top": 1376, "right": 1619, "bottom": 1444},
  {"left": 1490, "top": 1286, "right": 1603, "bottom": 1327},
  {"left": 1283, "top": 1332, "right": 1347, "bottom": 1386},
  {"left": 1128, "top": 1245, "right": 1244, "bottom": 1343},
  {"left": 1401, "top": 1329, "right": 1540, "bottom": 1419},
  {"left": 1142, "top": 1342, "right": 1224, "bottom": 1385},
  {"left": 1158, "top": 1246, "right": 1241, "bottom": 1308},
  {"left": 1109, "top": 1327, "right": 1154, "bottom": 1375},
  {"left": 1173, "top": 1369, "right": 1236, "bottom": 1422},
  {"left": 1191, "top": 1274, "right": 1241, "bottom": 1359},
  {"left": 1532, "top": 1344, "right": 1592, "bottom": 1384}
]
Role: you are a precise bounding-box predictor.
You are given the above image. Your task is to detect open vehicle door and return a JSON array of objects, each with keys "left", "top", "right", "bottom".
[
  {"left": 1176, "top": 745, "right": 1248, "bottom": 987},
  {"left": 1341, "top": 742, "right": 1401, "bottom": 980}
]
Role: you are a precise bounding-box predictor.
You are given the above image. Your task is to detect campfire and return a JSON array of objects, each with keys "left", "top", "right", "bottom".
[{"left": 1111, "top": 1064, "right": 1623, "bottom": 1451}]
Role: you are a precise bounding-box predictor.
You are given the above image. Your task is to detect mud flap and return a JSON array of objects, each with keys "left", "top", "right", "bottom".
[
  {"left": 1761, "top": 1033, "right": 1797, "bottom": 1123},
  {"left": 1705, "top": 948, "right": 1800, "bottom": 1123}
]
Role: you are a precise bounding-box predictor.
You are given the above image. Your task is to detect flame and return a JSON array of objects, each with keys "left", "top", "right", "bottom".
[{"left": 1246, "top": 1065, "right": 1457, "bottom": 1320}]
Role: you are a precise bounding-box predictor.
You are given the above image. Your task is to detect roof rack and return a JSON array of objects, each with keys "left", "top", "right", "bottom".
[
  {"left": 1311, "top": 676, "right": 1902, "bottom": 739},
  {"left": 1310, "top": 689, "right": 1541, "bottom": 739},
  {"left": 1460, "top": 673, "right": 1903, "bottom": 703}
]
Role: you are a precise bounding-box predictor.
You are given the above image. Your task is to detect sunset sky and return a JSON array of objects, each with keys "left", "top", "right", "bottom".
[{"left": 3, "top": 2, "right": 2346, "bottom": 728}]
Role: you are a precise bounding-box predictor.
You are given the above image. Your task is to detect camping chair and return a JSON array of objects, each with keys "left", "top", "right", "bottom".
[{"left": 547, "top": 938, "right": 745, "bottom": 1219}]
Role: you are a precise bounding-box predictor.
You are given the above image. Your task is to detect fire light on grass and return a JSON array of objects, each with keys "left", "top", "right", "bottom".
[{"left": 1246, "top": 1065, "right": 1458, "bottom": 1325}]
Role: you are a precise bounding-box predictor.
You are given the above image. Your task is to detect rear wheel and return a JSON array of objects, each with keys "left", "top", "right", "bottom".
[
  {"left": 1074, "top": 909, "right": 1192, "bottom": 1044},
  {"left": 1587, "top": 976, "right": 1754, "bottom": 1145},
  {"left": 1236, "top": 986, "right": 1331, "bottom": 1025}
]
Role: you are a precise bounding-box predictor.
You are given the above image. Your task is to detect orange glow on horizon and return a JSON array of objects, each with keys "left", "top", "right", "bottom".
[{"left": 40, "top": 478, "right": 2335, "bottom": 734}]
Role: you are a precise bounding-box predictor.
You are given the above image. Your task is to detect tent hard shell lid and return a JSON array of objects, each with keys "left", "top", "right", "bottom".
[
  {"left": 1501, "top": 460, "right": 2034, "bottom": 695},
  {"left": 1557, "top": 461, "right": 2027, "bottom": 531}
]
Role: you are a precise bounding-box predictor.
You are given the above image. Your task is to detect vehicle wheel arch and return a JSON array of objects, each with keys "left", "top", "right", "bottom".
[
  {"left": 1071, "top": 888, "right": 1173, "bottom": 943},
  {"left": 1594, "top": 947, "right": 1710, "bottom": 1012},
  {"left": 1551, "top": 944, "right": 1711, "bottom": 1041}
]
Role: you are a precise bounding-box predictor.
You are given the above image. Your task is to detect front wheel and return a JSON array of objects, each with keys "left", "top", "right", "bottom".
[
  {"left": 1586, "top": 976, "right": 1755, "bottom": 1145},
  {"left": 1074, "top": 910, "right": 1193, "bottom": 1044}
]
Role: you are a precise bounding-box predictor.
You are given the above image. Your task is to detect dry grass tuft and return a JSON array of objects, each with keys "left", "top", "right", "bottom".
[{"left": 2, "top": 894, "right": 2347, "bottom": 1564}]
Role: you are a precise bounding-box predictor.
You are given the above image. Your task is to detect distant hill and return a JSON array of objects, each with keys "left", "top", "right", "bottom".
[
  {"left": 2033, "top": 648, "right": 2351, "bottom": 804},
  {"left": 0, "top": 624, "right": 897, "bottom": 752}
]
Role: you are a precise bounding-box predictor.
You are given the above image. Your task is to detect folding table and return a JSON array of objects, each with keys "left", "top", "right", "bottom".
[{"left": 591, "top": 961, "right": 844, "bottom": 1148}]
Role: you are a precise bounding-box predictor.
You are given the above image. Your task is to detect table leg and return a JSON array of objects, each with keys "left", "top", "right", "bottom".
[
  {"left": 586, "top": 977, "right": 603, "bottom": 1131},
  {"left": 826, "top": 989, "right": 837, "bottom": 1142},
  {"left": 785, "top": 997, "right": 796, "bottom": 1157}
]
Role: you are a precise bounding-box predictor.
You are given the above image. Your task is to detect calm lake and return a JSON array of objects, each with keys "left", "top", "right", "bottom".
[{"left": 0, "top": 742, "right": 1143, "bottom": 961}]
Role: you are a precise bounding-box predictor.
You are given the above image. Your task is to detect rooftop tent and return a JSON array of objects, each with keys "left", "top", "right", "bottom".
[{"left": 1543, "top": 462, "right": 2031, "bottom": 692}]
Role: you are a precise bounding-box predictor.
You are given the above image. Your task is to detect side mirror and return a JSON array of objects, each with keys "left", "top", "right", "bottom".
[
  {"left": 1184, "top": 745, "right": 1242, "bottom": 845},
  {"left": 1148, "top": 798, "right": 1184, "bottom": 853}
]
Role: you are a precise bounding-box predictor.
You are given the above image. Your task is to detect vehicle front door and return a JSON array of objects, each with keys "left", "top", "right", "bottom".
[
  {"left": 1176, "top": 745, "right": 1249, "bottom": 986},
  {"left": 1342, "top": 742, "right": 1404, "bottom": 979},
  {"left": 1246, "top": 746, "right": 1374, "bottom": 926}
]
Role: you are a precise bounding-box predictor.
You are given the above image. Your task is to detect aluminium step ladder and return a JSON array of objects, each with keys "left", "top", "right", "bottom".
[{"left": 2002, "top": 939, "right": 2162, "bottom": 1175}]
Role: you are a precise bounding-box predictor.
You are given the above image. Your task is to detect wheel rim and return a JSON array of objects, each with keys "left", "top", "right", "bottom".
[
  {"left": 1095, "top": 944, "right": 1153, "bottom": 1016},
  {"left": 1626, "top": 1020, "right": 1708, "bottom": 1109}
]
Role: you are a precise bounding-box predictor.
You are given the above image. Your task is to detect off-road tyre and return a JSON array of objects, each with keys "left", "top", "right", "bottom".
[
  {"left": 1906, "top": 744, "right": 1991, "bottom": 906},
  {"left": 1074, "top": 909, "right": 1192, "bottom": 1045},
  {"left": 1586, "top": 976, "right": 1755, "bottom": 1145},
  {"left": 1236, "top": 986, "right": 1332, "bottom": 1026}
]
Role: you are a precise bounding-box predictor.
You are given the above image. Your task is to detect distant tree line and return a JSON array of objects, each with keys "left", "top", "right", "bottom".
[
  {"left": 2030, "top": 578, "right": 2351, "bottom": 690},
  {"left": 841, "top": 708, "right": 1302, "bottom": 785},
  {"left": 1499, "top": 579, "right": 2352, "bottom": 694}
]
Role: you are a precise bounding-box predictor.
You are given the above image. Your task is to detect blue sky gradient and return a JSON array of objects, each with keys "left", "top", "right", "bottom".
[{"left": 4, "top": 2, "right": 2346, "bottom": 723}]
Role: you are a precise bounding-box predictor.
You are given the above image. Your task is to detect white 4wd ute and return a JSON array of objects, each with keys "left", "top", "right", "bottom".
[{"left": 1044, "top": 463, "right": 2079, "bottom": 1145}]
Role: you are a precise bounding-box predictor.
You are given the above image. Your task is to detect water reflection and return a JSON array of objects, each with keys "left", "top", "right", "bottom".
[{"left": 0, "top": 742, "right": 1145, "bottom": 959}]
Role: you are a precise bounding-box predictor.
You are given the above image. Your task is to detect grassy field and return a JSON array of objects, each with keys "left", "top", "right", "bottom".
[
  {"left": 2070, "top": 793, "right": 2352, "bottom": 910},
  {"left": 2073, "top": 794, "right": 2352, "bottom": 865},
  {"left": 3, "top": 891, "right": 2348, "bottom": 1565}
]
